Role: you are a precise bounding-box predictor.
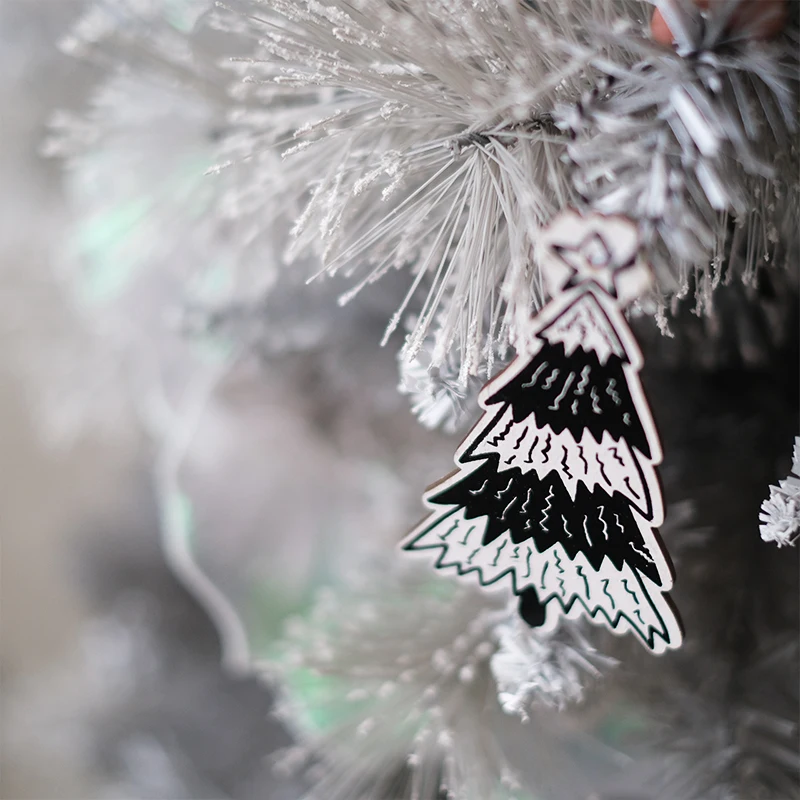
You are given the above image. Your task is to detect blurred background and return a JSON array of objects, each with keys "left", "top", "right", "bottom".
[
  {"left": 0, "top": 4, "right": 443, "bottom": 797},
  {"left": 0, "top": 2, "right": 134, "bottom": 795},
  {"left": 0, "top": 3, "right": 294, "bottom": 797}
]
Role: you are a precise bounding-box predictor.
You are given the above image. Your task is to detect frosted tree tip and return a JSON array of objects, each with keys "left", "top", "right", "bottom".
[
  {"left": 490, "top": 618, "right": 613, "bottom": 719},
  {"left": 759, "top": 437, "right": 800, "bottom": 547}
]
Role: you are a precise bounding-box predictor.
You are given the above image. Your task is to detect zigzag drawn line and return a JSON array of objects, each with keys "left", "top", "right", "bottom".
[
  {"left": 543, "top": 368, "right": 561, "bottom": 390},
  {"left": 575, "top": 365, "right": 591, "bottom": 395},
  {"left": 540, "top": 486, "right": 555, "bottom": 530},
  {"left": 542, "top": 433, "right": 553, "bottom": 464},
  {"left": 488, "top": 418, "right": 514, "bottom": 447},
  {"left": 590, "top": 386, "right": 602, "bottom": 414},
  {"left": 560, "top": 447, "right": 573, "bottom": 480},
  {"left": 598, "top": 505, "right": 608, "bottom": 539},
  {"left": 469, "top": 480, "right": 489, "bottom": 496},
  {"left": 459, "top": 525, "right": 476, "bottom": 546},
  {"left": 622, "top": 579, "right": 638, "bottom": 604},
  {"left": 492, "top": 540, "right": 507, "bottom": 567},
  {"left": 606, "top": 378, "right": 622, "bottom": 405},
  {"left": 609, "top": 446, "right": 626, "bottom": 468},
  {"left": 576, "top": 565, "right": 590, "bottom": 600},
  {"left": 577, "top": 444, "right": 588, "bottom": 473},
  {"left": 629, "top": 541, "right": 655, "bottom": 565},
  {"left": 440, "top": 519, "right": 460, "bottom": 541},
  {"left": 495, "top": 477, "right": 514, "bottom": 500},
  {"left": 549, "top": 371, "right": 575, "bottom": 411},
  {"left": 595, "top": 452, "right": 611, "bottom": 486},
  {"left": 525, "top": 436, "right": 539, "bottom": 464},
  {"left": 554, "top": 551, "right": 566, "bottom": 596},
  {"left": 522, "top": 361, "right": 549, "bottom": 389},
  {"left": 624, "top": 476, "right": 641, "bottom": 500},
  {"left": 601, "top": 578, "right": 616, "bottom": 610}
]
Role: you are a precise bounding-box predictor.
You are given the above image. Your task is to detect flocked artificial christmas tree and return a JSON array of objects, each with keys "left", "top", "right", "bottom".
[{"left": 23, "top": 0, "right": 800, "bottom": 797}]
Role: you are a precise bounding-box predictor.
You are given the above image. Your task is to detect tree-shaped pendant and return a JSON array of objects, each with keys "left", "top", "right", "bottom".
[{"left": 403, "top": 210, "right": 683, "bottom": 654}]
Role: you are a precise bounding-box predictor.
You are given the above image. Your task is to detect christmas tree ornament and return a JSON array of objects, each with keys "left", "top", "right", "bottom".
[{"left": 404, "top": 210, "right": 683, "bottom": 655}]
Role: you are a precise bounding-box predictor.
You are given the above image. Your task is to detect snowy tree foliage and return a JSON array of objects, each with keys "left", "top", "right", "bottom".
[
  {"left": 213, "top": 0, "right": 798, "bottom": 382},
  {"left": 760, "top": 436, "right": 800, "bottom": 546}
]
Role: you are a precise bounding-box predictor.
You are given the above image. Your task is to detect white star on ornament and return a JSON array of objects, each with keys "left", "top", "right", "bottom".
[
  {"left": 538, "top": 211, "right": 650, "bottom": 307},
  {"left": 553, "top": 231, "right": 635, "bottom": 298}
]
